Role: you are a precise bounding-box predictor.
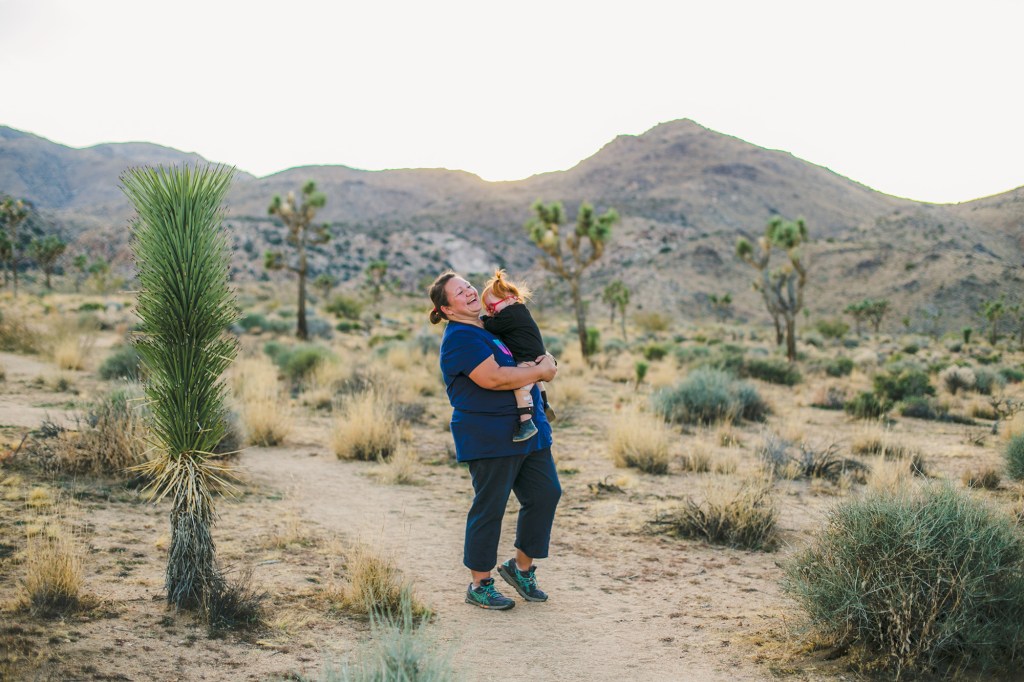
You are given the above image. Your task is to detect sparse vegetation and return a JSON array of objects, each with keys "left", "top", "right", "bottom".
[
  {"left": 21, "top": 514, "right": 85, "bottom": 616},
  {"left": 608, "top": 407, "right": 672, "bottom": 474},
  {"left": 653, "top": 368, "right": 767, "bottom": 425},
  {"left": 331, "top": 388, "right": 401, "bottom": 461},
  {"left": 784, "top": 484, "right": 1024, "bottom": 675},
  {"left": 655, "top": 481, "right": 778, "bottom": 551}
]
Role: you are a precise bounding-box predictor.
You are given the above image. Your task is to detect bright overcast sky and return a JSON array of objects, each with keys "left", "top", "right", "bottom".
[{"left": 1, "top": 0, "right": 1021, "bottom": 204}]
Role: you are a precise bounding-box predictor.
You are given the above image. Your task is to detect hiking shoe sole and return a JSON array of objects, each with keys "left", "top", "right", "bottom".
[{"left": 465, "top": 595, "right": 515, "bottom": 610}]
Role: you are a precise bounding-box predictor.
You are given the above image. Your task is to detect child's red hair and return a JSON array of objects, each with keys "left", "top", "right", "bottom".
[{"left": 482, "top": 268, "right": 532, "bottom": 304}]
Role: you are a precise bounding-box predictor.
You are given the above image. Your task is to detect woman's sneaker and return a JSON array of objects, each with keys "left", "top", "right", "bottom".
[
  {"left": 497, "top": 559, "right": 548, "bottom": 602},
  {"left": 465, "top": 578, "right": 515, "bottom": 610}
]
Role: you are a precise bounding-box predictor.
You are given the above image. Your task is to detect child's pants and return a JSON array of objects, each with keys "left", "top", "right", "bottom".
[{"left": 463, "top": 447, "right": 561, "bottom": 572}]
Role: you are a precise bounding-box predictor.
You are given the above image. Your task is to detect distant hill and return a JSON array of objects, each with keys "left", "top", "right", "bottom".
[{"left": 1, "top": 121, "right": 1022, "bottom": 333}]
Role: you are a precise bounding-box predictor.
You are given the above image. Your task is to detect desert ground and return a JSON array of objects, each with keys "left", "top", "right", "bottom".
[{"left": 1, "top": 284, "right": 1022, "bottom": 682}]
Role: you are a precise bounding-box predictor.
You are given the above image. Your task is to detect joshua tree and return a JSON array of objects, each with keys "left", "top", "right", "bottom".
[
  {"left": 526, "top": 200, "right": 619, "bottom": 359},
  {"left": 365, "top": 259, "right": 388, "bottom": 304},
  {"left": 312, "top": 273, "right": 336, "bottom": 300},
  {"left": 602, "top": 279, "right": 630, "bottom": 340},
  {"left": 982, "top": 297, "right": 1005, "bottom": 345},
  {"left": 0, "top": 232, "right": 11, "bottom": 287},
  {"left": 71, "top": 254, "right": 88, "bottom": 292},
  {"left": 121, "top": 164, "right": 239, "bottom": 615},
  {"left": 29, "top": 235, "right": 67, "bottom": 290},
  {"left": 844, "top": 300, "right": 868, "bottom": 337},
  {"left": 265, "top": 181, "right": 329, "bottom": 340},
  {"left": 708, "top": 292, "right": 733, "bottom": 322},
  {"left": 864, "top": 299, "right": 890, "bottom": 335},
  {"left": 736, "top": 217, "right": 809, "bottom": 362},
  {"left": 0, "top": 197, "right": 29, "bottom": 297}
]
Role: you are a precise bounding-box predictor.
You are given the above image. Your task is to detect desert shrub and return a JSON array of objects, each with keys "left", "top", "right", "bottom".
[
  {"left": 325, "top": 294, "right": 363, "bottom": 320},
  {"left": 783, "top": 485, "right": 1024, "bottom": 675},
  {"left": 321, "top": 591, "right": 452, "bottom": 682},
  {"left": 656, "top": 481, "right": 778, "bottom": 551},
  {"left": 335, "top": 320, "right": 364, "bottom": 333},
  {"left": 583, "top": 327, "right": 600, "bottom": 356},
  {"left": 21, "top": 518, "right": 84, "bottom": 617},
  {"left": 824, "top": 356, "right": 854, "bottom": 377},
  {"left": 742, "top": 358, "right": 801, "bottom": 385},
  {"left": 232, "top": 356, "right": 292, "bottom": 446},
  {"left": 974, "top": 350, "right": 1001, "bottom": 365},
  {"left": 680, "top": 446, "right": 712, "bottom": 473},
  {"left": 77, "top": 302, "right": 105, "bottom": 312},
  {"left": 939, "top": 365, "right": 975, "bottom": 394},
  {"left": 0, "top": 307, "right": 39, "bottom": 352},
  {"left": 758, "top": 433, "right": 866, "bottom": 483},
  {"left": 844, "top": 392, "right": 890, "bottom": 420},
  {"left": 98, "top": 344, "right": 142, "bottom": 381},
  {"left": 332, "top": 388, "right": 400, "bottom": 461},
  {"left": 602, "top": 338, "right": 627, "bottom": 356},
  {"left": 266, "top": 342, "right": 334, "bottom": 385},
  {"left": 306, "top": 316, "right": 334, "bottom": 340},
  {"left": 815, "top": 318, "right": 849, "bottom": 340},
  {"left": 962, "top": 467, "right": 1001, "bottom": 490},
  {"left": 999, "top": 366, "right": 1024, "bottom": 384},
  {"left": 205, "top": 568, "right": 266, "bottom": 633},
  {"left": 899, "top": 396, "right": 942, "bottom": 421},
  {"left": 373, "top": 447, "right": 420, "bottom": 486},
  {"left": 810, "top": 385, "right": 847, "bottom": 410},
  {"left": 336, "top": 545, "right": 428, "bottom": 619},
  {"left": 653, "top": 368, "right": 767, "bottom": 425},
  {"left": 49, "top": 315, "right": 99, "bottom": 371},
  {"left": 673, "top": 345, "right": 710, "bottom": 365},
  {"left": 901, "top": 342, "right": 920, "bottom": 355},
  {"left": 698, "top": 345, "right": 745, "bottom": 375},
  {"left": 237, "top": 312, "right": 290, "bottom": 334},
  {"left": 542, "top": 334, "right": 565, "bottom": 358},
  {"left": 872, "top": 367, "right": 934, "bottom": 403},
  {"left": 1005, "top": 434, "right": 1024, "bottom": 480},
  {"left": 633, "top": 311, "right": 670, "bottom": 334},
  {"left": 641, "top": 342, "right": 671, "bottom": 362},
  {"left": 608, "top": 408, "right": 672, "bottom": 475},
  {"left": 972, "top": 367, "right": 1004, "bottom": 395}
]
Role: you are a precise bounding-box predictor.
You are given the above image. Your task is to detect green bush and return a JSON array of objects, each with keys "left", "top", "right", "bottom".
[
  {"left": 999, "top": 366, "right": 1024, "bottom": 384},
  {"left": 653, "top": 368, "right": 767, "bottom": 425},
  {"left": 783, "top": 485, "right": 1024, "bottom": 675},
  {"left": 77, "top": 302, "right": 105, "bottom": 312},
  {"left": 584, "top": 327, "right": 600, "bottom": 356},
  {"left": 674, "top": 345, "right": 710, "bottom": 365},
  {"left": 325, "top": 294, "right": 363, "bottom": 321},
  {"left": 1005, "top": 434, "right": 1024, "bottom": 480},
  {"left": 98, "top": 345, "right": 142, "bottom": 381},
  {"left": 265, "top": 342, "right": 333, "bottom": 384},
  {"left": 238, "top": 312, "right": 290, "bottom": 334},
  {"left": 641, "top": 342, "right": 671, "bottom": 362},
  {"left": 543, "top": 335, "right": 565, "bottom": 358},
  {"left": 815, "top": 318, "right": 849, "bottom": 340},
  {"left": 742, "top": 358, "right": 801, "bottom": 385},
  {"left": 335, "top": 320, "right": 364, "bottom": 333},
  {"left": 844, "top": 391, "right": 889, "bottom": 420},
  {"left": 824, "top": 356, "right": 854, "bottom": 377},
  {"left": 899, "top": 396, "right": 942, "bottom": 421},
  {"left": 973, "top": 367, "right": 1005, "bottom": 395},
  {"left": 873, "top": 367, "right": 934, "bottom": 403}
]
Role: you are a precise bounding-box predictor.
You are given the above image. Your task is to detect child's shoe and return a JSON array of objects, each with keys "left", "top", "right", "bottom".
[
  {"left": 513, "top": 418, "right": 538, "bottom": 442},
  {"left": 544, "top": 403, "right": 556, "bottom": 422}
]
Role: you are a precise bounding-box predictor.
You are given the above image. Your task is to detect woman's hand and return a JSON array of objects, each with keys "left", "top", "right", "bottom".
[{"left": 534, "top": 354, "right": 557, "bottom": 382}]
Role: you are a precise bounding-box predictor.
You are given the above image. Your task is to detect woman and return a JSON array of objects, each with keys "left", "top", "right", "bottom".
[{"left": 429, "top": 271, "right": 560, "bottom": 611}]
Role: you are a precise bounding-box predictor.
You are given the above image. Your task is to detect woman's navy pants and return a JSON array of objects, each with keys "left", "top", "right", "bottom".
[{"left": 463, "top": 447, "right": 561, "bottom": 572}]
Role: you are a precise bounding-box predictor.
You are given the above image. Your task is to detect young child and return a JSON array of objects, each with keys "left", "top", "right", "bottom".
[{"left": 480, "top": 269, "right": 555, "bottom": 443}]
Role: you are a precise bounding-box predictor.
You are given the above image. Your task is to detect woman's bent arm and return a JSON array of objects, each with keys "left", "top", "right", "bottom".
[{"left": 468, "top": 355, "right": 556, "bottom": 390}]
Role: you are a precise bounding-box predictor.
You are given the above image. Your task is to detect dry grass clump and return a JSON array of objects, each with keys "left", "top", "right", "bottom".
[
  {"left": 372, "top": 446, "right": 420, "bottom": 485},
  {"left": 0, "top": 305, "right": 39, "bottom": 352},
  {"left": 26, "top": 390, "right": 150, "bottom": 476},
  {"left": 233, "top": 356, "right": 292, "bottom": 446},
  {"left": 680, "top": 443, "right": 712, "bottom": 473},
  {"left": 327, "top": 545, "right": 429, "bottom": 619},
  {"left": 962, "top": 466, "right": 1001, "bottom": 490},
  {"left": 809, "top": 383, "right": 847, "bottom": 410},
  {"left": 20, "top": 513, "right": 85, "bottom": 616},
  {"left": 547, "top": 374, "right": 588, "bottom": 424},
  {"left": 48, "top": 315, "right": 98, "bottom": 371},
  {"left": 867, "top": 456, "right": 922, "bottom": 495},
  {"left": 332, "top": 387, "right": 401, "bottom": 461},
  {"left": 966, "top": 397, "right": 1000, "bottom": 421},
  {"left": 608, "top": 407, "right": 672, "bottom": 475},
  {"left": 654, "top": 479, "right": 779, "bottom": 551},
  {"left": 259, "top": 512, "right": 319, "bottom": 550}
]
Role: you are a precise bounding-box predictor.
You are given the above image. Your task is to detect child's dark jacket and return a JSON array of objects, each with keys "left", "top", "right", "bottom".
[{"left": 482, "top": 303, "right": 546, "bottom": 363}]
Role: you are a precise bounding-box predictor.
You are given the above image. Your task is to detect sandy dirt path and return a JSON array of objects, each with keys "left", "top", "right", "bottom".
[{"left": 241, "top": 440, "right": 810, "bottom": 682}]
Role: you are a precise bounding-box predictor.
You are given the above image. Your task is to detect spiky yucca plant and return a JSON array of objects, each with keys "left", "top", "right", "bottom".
[{"left": 121, "top": 165, "right": 238, "bottom": 612}]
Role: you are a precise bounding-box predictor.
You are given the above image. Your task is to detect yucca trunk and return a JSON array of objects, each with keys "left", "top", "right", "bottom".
[{"left": 121, "top": 165, "right": 238, "bottom": 612}]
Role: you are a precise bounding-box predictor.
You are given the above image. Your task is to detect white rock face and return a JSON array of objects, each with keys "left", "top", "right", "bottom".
[{"left": 442, "top": 236, "right": 493, "bottom": 274}]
